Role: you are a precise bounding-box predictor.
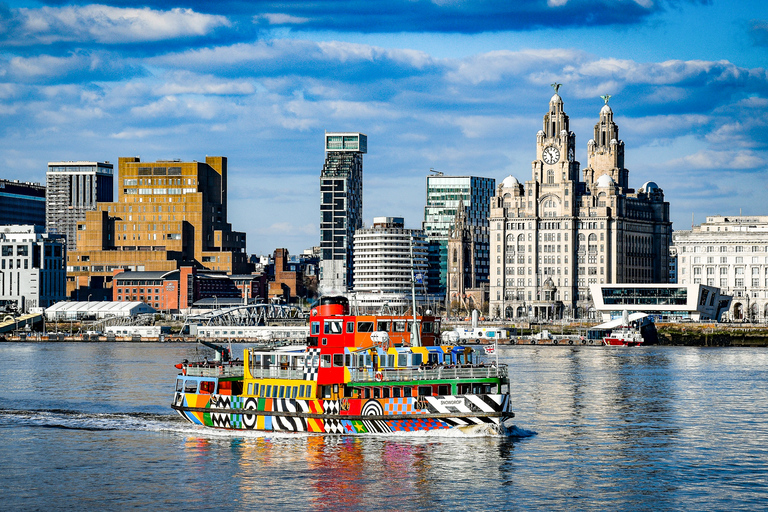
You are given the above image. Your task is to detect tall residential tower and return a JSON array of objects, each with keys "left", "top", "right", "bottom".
[
  {"left": 46, "top": 161, "right": 114, "bottom": 250},
  {"left": 319, "top": 132, "right": 366, "bottom": 294}
]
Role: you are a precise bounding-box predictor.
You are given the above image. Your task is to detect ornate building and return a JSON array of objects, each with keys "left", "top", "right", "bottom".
[
  {"left": 447, "top": 201, "right": 487, "bottom": 314},
  {"left": 489, "top": 86, "right": 671, "bottom": 320}
]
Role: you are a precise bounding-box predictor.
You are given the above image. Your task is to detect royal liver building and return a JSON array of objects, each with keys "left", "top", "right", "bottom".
[{"left": 489, "top": 86, "right": 671, "bottom": 320}]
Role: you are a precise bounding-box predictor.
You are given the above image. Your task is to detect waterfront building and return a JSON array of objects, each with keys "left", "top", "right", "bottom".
[
  {"left": 672, "top": 215, "right": 768, "bottom": 321},
  {"left": 489, "top": 88, "right": 672, "bottom": 321},
  {"left": 422, "top": 174, "right": 495, "bottom": 303},
  {"left": 352, "top": 217, "right": 429, "bottom": 310},
  {"left": 66, "top": 156, "right": 250, "bottom": 300},
  {"left": 112, "top": 266, "right": 241, "bottom": 312},
  {"left": 446, "top": 201, "right": 489, "bottom": 314},
  {"left": 0, "top": 179, "right": 46, "bottom": 227},
  {"left": 590, "top": 283, "right": 731, "bottom": 322},
  {"left": 319, "top": 132, "right": 366, "bottom": 294},
  {"left": 46, "top": 161, "right": 114, "bottom": 250},
  {"left": 0, "top": 225, "right": 66, "bottom": 311}
]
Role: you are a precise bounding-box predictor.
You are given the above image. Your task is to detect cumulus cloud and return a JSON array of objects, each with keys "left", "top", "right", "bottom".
[{"left": 3, "top": 4, "right": 230, "bottom": 46}]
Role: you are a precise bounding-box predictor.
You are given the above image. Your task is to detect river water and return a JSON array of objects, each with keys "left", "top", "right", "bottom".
[{"left": 1, "top": 342, "right": 767, "bottom": 511}]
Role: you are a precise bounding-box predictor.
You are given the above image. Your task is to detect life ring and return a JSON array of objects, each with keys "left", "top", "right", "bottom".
[
  {"left": 588, "top": 340, "right": 594, "bottom": 345},
  {"left": 582, "top": 339, "right": 587, "bottom": 345},
  {"left": 568, "top": 340, "right": 573, "bottom": 345},
  {"left": 530, "top": 340, "right": 536, "bottom": 345},
  {"left": 375, "top": 371, "right": 383, "bottom": 382},
  {"left": 553, "top": 339, "right": 559, "bottom": 345}
]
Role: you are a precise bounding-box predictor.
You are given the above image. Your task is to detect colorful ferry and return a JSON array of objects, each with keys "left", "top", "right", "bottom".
[{"left": 172, "top": 296, "right": 513, "bottom": 434}]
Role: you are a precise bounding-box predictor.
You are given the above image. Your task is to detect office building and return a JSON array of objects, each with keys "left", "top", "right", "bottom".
[
  {"left": 66, "top": 156, "right": 249, "bottom": 299},
  {"left": 319, "top": 132, "right": 366, "bottom": 294},
  {"left": 0, "top": 225, "right": 66, "bottom": 311},
  {"left": 673, "top": 215, "right": 768, "bottom": 321},
  {"left": 46, "top": 161, "right": 114, "bottom": 250},
  {"left": 352, "top": 217, "right": 429, "bottom": 309},
  {"left": 422, "top": 175, "right": 495, "bottom": 302},
  {"left": 489, "top": 88, "right": 672, "bottom": 320},
  {"left": 0, "top": 179, "right": 46, "bottom": 227}
]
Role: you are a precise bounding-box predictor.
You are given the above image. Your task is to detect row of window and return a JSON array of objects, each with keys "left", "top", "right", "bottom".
[{"left": 312, "top": 320, "right": 435, "bottom": 336}]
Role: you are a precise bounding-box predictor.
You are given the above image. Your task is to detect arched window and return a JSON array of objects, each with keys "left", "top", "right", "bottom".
[{"left": 453, "top": 248, "right": 458, "bottom": 263}]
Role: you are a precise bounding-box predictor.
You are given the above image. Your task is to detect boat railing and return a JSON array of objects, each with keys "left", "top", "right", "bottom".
[
  {"left": 184, "top": 363, "right": 245, "bottom": 378},
  {"left": 248, "top": 367, "right": 305, "bottom": 380},
  {"left": 349, "top": 364, "right": 508, "bottom": 383}
]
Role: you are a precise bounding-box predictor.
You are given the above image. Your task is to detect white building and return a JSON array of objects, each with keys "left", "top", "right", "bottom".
[
  {"left": 673, "top": 215, "right": 768, "bottom": 321},
  {"left": 352, "top": 217, "right": 430, "bottom": 309},
  {"left": 44, "top": 300, "right": 156, "bottom": 320},
  {"left": 0, "top": 225, "right": 66, "bottom": 311},
  {"left": 590, "top": 283, "right": 732, "bottom": 322}
]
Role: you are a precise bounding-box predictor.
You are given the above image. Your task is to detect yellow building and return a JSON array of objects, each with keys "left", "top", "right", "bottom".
[{"left": 66, "top": 156, "right": 250, "bottom": 299}]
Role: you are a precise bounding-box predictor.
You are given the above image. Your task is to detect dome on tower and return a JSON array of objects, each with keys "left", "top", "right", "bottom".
[
  {"left": 501, "top": 175, "right": 520, "bottom": 189},
  {"left": 550, "top": 93, "right": 562, "bottom": 104},
  {"left": 601, "top": 103, "right": 612, "bottom": 114},
  {"left": 596, "top": 174, "right": 615, "bottom": 188},
  {"left": 641, "top": 181, "right": 659, "bottom": 193}
]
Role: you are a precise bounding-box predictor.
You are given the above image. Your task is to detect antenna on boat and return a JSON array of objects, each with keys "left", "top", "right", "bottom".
[{"left": 410, "top": 234, "right": 421, "bottom": 347}]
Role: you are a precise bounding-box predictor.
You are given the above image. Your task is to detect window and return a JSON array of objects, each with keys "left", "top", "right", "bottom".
[{"left": 357, "top": 321, "right": 374, "bottom": 333}]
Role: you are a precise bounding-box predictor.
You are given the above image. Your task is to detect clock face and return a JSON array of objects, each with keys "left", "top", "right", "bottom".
[
  {"left": 542, "top": 146, "right": 560, "bottom": 165},
  {"left": 568, "top": 147, "right": 574, "bottom": 162}
]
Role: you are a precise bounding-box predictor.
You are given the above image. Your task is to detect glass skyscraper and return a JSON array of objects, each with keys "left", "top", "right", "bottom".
[
  {"left": 422, "top": 175, "right": 496, "bottom": 299},
  {"left": 319, "top": 132, "right": 366, "bottom": 294}
]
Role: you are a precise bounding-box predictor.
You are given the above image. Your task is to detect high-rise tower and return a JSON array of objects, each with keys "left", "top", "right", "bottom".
[
  {"left": 46, "top": 161, "right": 114, "bottom": 250},
  {"left": 319, "top": 132, "right": 366, "bottom": 294}
]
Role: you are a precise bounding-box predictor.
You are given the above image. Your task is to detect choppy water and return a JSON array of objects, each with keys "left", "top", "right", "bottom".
[{"left": 1, "top": 343, "right": 767, "bottom": 511}]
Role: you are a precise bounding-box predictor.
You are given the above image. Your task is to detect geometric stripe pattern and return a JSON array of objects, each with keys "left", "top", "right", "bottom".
[
  {"left": 302, "top": 348, "right": 321, "bottom": 381},
  {"left": 178, "top": 392, "right": 509, "bottom": 433}
]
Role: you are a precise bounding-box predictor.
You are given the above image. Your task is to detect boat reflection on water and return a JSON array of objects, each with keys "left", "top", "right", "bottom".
[{"left": 176, "top": 431, "right": 527, "bottom": 510}]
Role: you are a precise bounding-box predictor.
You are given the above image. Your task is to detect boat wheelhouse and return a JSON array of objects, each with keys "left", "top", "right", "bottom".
[{"left": 172, "top": 296, "right": 513, "bottom": 434}]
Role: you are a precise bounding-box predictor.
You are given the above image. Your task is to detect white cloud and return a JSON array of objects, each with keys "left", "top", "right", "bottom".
[
  {"left": 254, "top": 13, "right": 310, "bottom": 25},
  {"left": 13, "top": 5, "right": 230, "bottom": 45}
]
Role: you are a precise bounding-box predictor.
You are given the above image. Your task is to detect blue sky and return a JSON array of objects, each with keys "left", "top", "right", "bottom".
[{"left": 1, "top": 0, "right": 767, "bottom": 255}]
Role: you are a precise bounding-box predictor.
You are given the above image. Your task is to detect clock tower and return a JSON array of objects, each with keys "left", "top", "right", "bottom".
[
  {"left": 583, "top": 95, "right": 628, "bottom": 189},
  {"left": 533, "top": 83, "right": 578, "bottom": 187}
]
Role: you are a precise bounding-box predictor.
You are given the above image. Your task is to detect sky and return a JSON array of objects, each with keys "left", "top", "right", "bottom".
[{"left": 1, "top": 0, "right": 768, "bottom": 256}]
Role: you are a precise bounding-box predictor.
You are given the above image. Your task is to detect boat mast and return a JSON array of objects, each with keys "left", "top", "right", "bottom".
[{"left": 410, "top": 234, "right": 421, "bottom": 347}]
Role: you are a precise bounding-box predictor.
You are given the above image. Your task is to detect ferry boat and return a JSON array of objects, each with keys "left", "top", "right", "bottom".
[
  {"left": 602, "top": 326, "right": 645, "bottom": 347},
  {"left": 172, "top": 296, "right": 513, "bottom": 434}
]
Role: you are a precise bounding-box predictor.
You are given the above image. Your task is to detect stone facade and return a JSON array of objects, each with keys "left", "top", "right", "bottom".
[
  {"left": 673, "top": 215, "right": 768, "bottom": 322},
  {"left": 489, "top": 88, "right": 671, "bottom": 320}
]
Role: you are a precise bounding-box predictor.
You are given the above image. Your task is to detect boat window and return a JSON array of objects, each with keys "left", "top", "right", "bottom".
[
  {"left": 377, "top": 321, "right": 391, "bottom": 332},
  {"left": 247, "top": 383, "right": 253, "bottom": 395},
  {"left": 382, "top": 388, "right": 390, "bottom": 398},
  {"left": 199, "top": 381, "right": 215, "bottom": 394},
  {"left": 412, "top": 354, "right": 423, "bottom": 366},
  {"left": 298, "top": 385, "right": 305, "bottom": 398},
  {"left": 403, "top": 387, "right": 412, "bottom": 397},
  {"left": 344, "top": 354, "right": 351, "bottom": 367},
  {"left": 428, "top": 353, "right": 439, "bottom": 364},
  {"left": 398, "top": 354, "right": 407, "bottom": 367},
  {"left": 292, "top": 386, "right": 298, "bottom": 399},
  {"left": 365, "top": 355, "right": 371, "bottom": 366},
  {"left": 279, "top": 386, "right": 285, "bottom": 398},
  {"left": 346, "top": 321, "right": 354, "bottom": 333},
  {"left": 394, "top": 320, "right": 406, "bottom": 332},
  {"left": 393, "top": 387, "right": 401, "bottom": 398},
  {"left": 321, "top": 355, "right": 332, "bottom": 368},
  {"left": 322, "top": 338, "right": 327, "bottom": 346},
  {"left": 422, "top": 322, "right": 433, "bottom": 333},
  {"left": 322, "top": 385, "right": 332, "bottom": 398},
  {"left": 418, "top": 386, "right": 432, "bottom": 397},
  {"left": 387, "top": 355, "right": 395, "bottom": 367},
  {"left": 273, "top": 386, "right": 279, "bottom": 398},
  {"left": 175, "top": 378, "right": 184, "bottom": 392},
  {"left": 259, "top": 385, "right": 265, "bottom": 396},
  {"left": 266, "top": 385, "right": 272, "bottom": 397},
  {"left": 311, "top": 322, "right": 320, "bottom": 335},
  {"left": 357, "top": 321, "right": 374, "bottom": 333},
  {"left": 437, "top": 385, "right": 450, "bottom": 396},
  {"left": 333, "top": 354, "right": 344, "bottom": 367},
  {"left": 364, "top": 388, "right": 371, "bottom": 399},
  {"left": 184, "top": 380, "right": 198, "bottom": 393},
  {"left": 324, "top": 320, "right": 342, "bottom": 334},
  {"left": 373, "top": 388, "right": 380, "bottom": 399}
]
